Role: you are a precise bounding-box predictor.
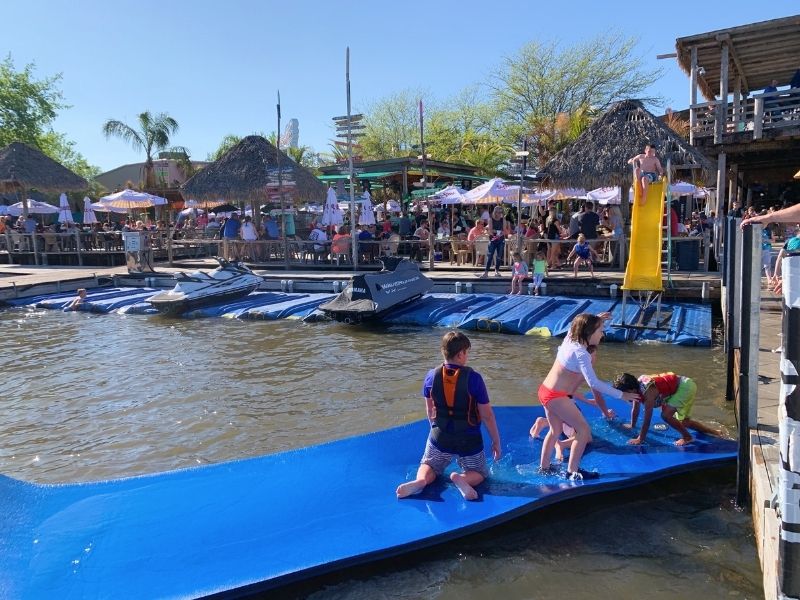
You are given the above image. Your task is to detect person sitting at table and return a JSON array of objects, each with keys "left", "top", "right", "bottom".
[
  {"left": 358, "top": 224, "right": 376, "bottom": 262},
  {"left": 411, "top": 220, "right": 430, "bottom": 262},
  {"left": 438, "top": 219, "right": 451, "bottom": 238},
  {"left": 308, "top": 221, "right": 329, "bottom": 264},
  {"left": 381, "top": 216, "right": 393, "bottom": 239},
  {"left": 468, "top": 219, "right": 486, "bottom": 242}
]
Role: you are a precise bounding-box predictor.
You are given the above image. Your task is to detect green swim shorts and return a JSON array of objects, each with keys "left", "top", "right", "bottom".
[{"left": 665, "top": 377, "right": 696, "bottom": 421}]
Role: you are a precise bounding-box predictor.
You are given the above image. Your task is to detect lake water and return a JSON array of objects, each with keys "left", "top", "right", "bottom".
[{"left": 0, "top": 307, "right": 762, "bottom": 598}]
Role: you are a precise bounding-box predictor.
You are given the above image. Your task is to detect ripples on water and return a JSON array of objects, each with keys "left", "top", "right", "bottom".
[{"left": 0, "top": 308, "right": 760, "bottom": 598}]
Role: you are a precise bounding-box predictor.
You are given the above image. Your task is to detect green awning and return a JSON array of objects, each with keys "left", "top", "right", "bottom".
[
  {"left": 318, "top": 171, "right": 400, "bottom": 181},
  {"left": 410, "top": 186, "right": 446, "bottom": 198}
]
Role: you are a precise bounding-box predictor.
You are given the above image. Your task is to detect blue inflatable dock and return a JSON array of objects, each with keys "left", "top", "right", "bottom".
[
  {"left": 3, "top": 287, "right": 712, "bottom": 345},
  {"left": 0, "top": 402, "right": 735, "bottom": 598}
]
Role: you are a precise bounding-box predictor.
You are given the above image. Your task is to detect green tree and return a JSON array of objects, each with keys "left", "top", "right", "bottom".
[
  {"left": 0, "top": 56, "right": 102, "bottom": 198},
  {"left": 0, "top": 55, "right": 67, "bottom": 148},
  {"left": 207, "top": 134, "right": 242, "bottom": 161},
  {"left": 491, "top": 33, "right": 661, "bottom": 167},
  {"left": 102, "top": 111, "right": 180, "bottom": 188},
  {"left": 360, "top": 89, "right": 430, "bottom": 159}
]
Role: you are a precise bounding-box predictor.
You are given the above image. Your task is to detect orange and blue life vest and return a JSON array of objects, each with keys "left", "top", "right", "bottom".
[{"left": 430, "top": 364, "right": 483, "bottom": 454}]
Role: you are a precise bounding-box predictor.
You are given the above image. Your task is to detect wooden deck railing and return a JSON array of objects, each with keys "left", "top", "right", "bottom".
[{"left": 690, "top": 87, "right": 800, "bottom": 142}]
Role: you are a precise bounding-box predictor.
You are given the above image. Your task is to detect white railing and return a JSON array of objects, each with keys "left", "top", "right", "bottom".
[{"left": 690, "top": 87, "right": 800, "bottom": 142}]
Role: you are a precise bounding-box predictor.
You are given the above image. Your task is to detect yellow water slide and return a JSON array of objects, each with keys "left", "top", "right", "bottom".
[{"left": 622, "top": 179, "right": 666, "bottom": 291}]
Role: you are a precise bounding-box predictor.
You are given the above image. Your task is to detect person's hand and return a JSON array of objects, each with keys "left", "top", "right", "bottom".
[
  {"left": 622, "top": 391, "right": 641, "bottom": 402},
  {"left": 492, "top": 441, "right": 502, "bottom": 461},
  {"left": 605, "top": 408, "right": 616, "bottom": 420},
  {"left": 597, "top": 311, "right": 612, "bottom": 320},
  {"left": 740, "top": 215, "right": 766, "bottom": 229},
  {"left": 627, "top": 437, "right": 644, "bottom": 446}
]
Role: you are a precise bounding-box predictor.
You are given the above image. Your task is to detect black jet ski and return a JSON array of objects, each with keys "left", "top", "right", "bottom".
[
  {"left": 147, "top": 258, "right": 262, "bottom": 316},
  {"left": 319, "top": 257, "right": 433, "bottom": 323}
]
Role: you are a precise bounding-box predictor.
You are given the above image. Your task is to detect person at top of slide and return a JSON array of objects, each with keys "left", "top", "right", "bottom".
[{"left": 627, "top": 143, "right": 665, "bottom": 206}]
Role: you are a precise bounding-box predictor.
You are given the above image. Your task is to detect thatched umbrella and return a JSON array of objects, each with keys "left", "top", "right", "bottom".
[
  {"left": 0, "top": 142, "right": 88, "bottom": 220},
  {"left": 538, "top": 100, "right": 712, "bottom": 190},
  {"left": 181, "top": 135, "right": 324, "bottom": 209}
]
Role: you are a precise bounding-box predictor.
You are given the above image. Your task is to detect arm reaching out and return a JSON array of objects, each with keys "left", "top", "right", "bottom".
[{"left": 478, "top": 403, "right": 502, "bottom": 460}]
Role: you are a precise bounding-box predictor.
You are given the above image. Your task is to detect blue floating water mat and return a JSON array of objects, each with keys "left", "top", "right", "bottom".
[
  {"left": 237, "top": 293, "right": 334, "bottom": 320},
  {"left": 5, "top": 287, "right": 138, "bottom": 309},
  {"left": 0, "top": 401, "right": 735, "bottom": 599},
  {"left": 5, "top": 288, "right": 712, "bottom": 345},
  {"left": 384, "top": 293, "right": 496, "bottom": 327}
]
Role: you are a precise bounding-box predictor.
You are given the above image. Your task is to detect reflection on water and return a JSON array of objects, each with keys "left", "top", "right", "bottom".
[{"left": 0, "top": 308, "right": 759, "bottom": 598}]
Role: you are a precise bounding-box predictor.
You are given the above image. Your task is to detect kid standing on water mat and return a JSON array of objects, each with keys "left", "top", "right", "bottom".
[
  {"left": 538, "top": 313, "right": 640, "bottom": 480},
  {"left": 626, "top": 143, "right": 664, "bottom": 206},
  {"left": 530, "top": 346, "right": 600, "bottom": 462},
  {"left": 612, "top": 372, "right": 721, "bottom": 446},
  {"left": 396, "top": 331, "right": 502, "bottom": 501}
]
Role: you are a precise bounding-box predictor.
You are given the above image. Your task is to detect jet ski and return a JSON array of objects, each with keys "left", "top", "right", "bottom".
[
  {"left": 319, "top": 257, "right": 433, "bottom": 323},
  {"left": 147, "top": 258, "right": 262, "bottom": 316}
]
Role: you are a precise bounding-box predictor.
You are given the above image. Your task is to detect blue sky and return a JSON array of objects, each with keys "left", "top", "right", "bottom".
[{"left": 3, "top": 0, "right": 797, "bottom": 173}]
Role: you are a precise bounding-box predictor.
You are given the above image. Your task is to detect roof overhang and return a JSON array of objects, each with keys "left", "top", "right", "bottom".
[{"left": 676, "top": 15, "right": 800, "bottom": 99}]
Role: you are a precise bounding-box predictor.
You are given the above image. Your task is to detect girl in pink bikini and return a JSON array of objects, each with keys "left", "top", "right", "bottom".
[{"left": 537, "top": 313, "right": 640, "bottom": 480}]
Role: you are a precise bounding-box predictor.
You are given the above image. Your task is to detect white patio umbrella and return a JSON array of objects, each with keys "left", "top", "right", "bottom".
[
  {"left": 358, "top": 191, "right": 376, "bottom": 226},
  {"left": 97, "top": 189, "right": 168, "bottom": 209},
  {"left": 554, "top": 188, "right": 588, "bottom": 200},
  {"left": 91, "top": 201, "right": 128, "bottom": 214},
  {"left": 433, "top": 185, "right": 467, "bottom": 205},
  {"left": 669, "top": 181, "right": 697, "bottom": 196},
  {"left": 461, "top": 178, "right": 516, "bottom": 204},
  {"left": 586, "top": 187, "right": 622, "bottom": 205},
  {"left": 57, "top": 193, "right": 74, "bottom": 223},
  {"left": 321, "top": 188, "right": 343, "bottom": 227},
  {"left": 82, "top": 197, "right": 99, "bottom": 224},
  {"left": 8, "top": 199, "right": 60, "bottom": 216},
  {"left": 179, "top": 206, "right": 205, "bottom": 217}
]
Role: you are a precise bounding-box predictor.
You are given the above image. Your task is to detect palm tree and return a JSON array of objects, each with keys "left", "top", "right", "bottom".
[{"left": 102, "top": 111, "right": 180, "bottom": 189}]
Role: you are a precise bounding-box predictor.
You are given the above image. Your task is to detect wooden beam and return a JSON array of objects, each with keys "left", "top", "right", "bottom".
[
  {"left": 717, "top": 34, "right": 750, "bottom": 92},
  {"left": 715, "top": 43, "right": 729, "bottom": 144},
  {"left": 690, "top": 46, "right": 698, "bottom": 145}
]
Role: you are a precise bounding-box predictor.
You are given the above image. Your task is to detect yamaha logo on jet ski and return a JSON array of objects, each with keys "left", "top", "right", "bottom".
[{"left": 320, "top": 257, "right": 433, "bottom": 324}]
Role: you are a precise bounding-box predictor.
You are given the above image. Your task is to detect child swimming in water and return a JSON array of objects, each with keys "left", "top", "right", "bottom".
[{"left": 613, "top": 372, "right": 721, "bottom": 446}]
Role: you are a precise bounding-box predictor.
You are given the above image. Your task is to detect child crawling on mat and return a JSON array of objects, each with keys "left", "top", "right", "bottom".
[
  {"left": 530, "top": 345, "right": 600, "bottom": 462},
  {"left": 396, "top": 331, "right": 502, "bottom": 501},
  {"left": 613, "top": 372, "right": 722, "bottom": 446}
]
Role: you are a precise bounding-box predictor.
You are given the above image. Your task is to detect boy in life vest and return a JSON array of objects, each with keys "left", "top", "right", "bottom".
[
  {"left": 396, "top": 331, "right": 502, "bottom": 501},
  {"left": 613, "top": 372, "right": 720, "bottom": 446}
]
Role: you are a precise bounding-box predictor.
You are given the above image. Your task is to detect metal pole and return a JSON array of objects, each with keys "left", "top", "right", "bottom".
[
  {"left": 517, "top": 139, "right": 528, "bottom": 252},
  {"left": 277, "top": 91, "right": 289, "bottom": 269},
  {"left": 724, "top": 217, "right": 738, "bottom": 401},
  {"left": 420, "top": 100, "right": 433, "bottom": 271},
  {"left": 735, "top": 224, "right": 754, "bottom": 507},
  {"left": 347, "top": 48, "right": 357, "bottom": 271},
  {"left": 778, "top": 255, "right": 800, "bottom": 599}
]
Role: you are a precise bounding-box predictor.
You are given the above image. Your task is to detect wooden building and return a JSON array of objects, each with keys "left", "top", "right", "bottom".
[{"left": 675, "top": 15, "right": 800, "bottom": 211}]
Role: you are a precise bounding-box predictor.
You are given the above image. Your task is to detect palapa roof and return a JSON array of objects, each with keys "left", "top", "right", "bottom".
[
  {"left": 181, "top": 135, "right": 324, "bottom": 204},
  {"left": 675, "top": 15, "right": 800, "bottom": 100},
  {"left": 538, "top": 100, "right": 713, "bottom": 189},
  {"left": 0, "top": 142, "right": 87, "bottom": 194}
]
